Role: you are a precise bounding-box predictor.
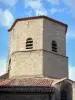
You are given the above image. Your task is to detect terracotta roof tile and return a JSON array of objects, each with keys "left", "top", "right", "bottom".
[
  {"left": 0, "top": 77, "right": 55, "bottom": 87},
  {"left": 0, "top": 72, "right": 9, "bottom": 80},
  {"left": 0, "top": 78, "right": 15, "bottom": 86}
]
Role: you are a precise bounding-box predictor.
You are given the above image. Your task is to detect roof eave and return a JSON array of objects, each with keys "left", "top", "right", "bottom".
[
  {"left": 0, "top": 86, "right": 55, "bottom": 93},
  {"left": 8, "top": 16, "right": 68, "bottom": 34}
]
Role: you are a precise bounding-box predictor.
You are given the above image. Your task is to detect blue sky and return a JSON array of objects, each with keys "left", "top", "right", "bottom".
[{"left": 0, "top": 0, "right": 75, "bottom": 81}]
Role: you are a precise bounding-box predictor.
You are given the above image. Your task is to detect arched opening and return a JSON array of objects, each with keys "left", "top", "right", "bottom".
[
  {"left": 8, "top": 58, "right": 11, "bottom": 74},
  {"left": 52, "top": 40, "right": 57, "bottom": 52},
  {"left": 60, "top": 82, "right": 72, "bottom": 100},
  {"left": 9, "top": 59, "right": 11, "bottom": 66},
  {"left": 61, "top": 89, "right": 67, "bottom": 100},
  {"left": 26, "top": 38, "right": 33, "bottom": 49}
]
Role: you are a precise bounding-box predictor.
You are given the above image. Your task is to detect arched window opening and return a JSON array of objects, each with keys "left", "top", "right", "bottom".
[
  {"left": 26, "top": 38, "right": 33, "bottom": 49},
  {"left": 9, "top": 59, "right": 11, "bottom": 66},
  {"left": 52, "top": 40, "right": 57, "bottom": 52},
  {"left": 8, "top": 58, "right": 11, "bottom": 73},
  {"left": 61, "top": 89, "right": 67, "bottom": 100}
]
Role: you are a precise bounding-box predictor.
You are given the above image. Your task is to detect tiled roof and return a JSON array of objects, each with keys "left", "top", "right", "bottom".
[
  {"left": 0, "top": 77, "right": 56, "bottom": 92},
  {"left": 0, "top": 77, "right": 74, "bottom": 92},
  {"left": 0, "top": 72, "right": 9, "bottom": 80},
  {"left": 0, "top": 77, "right": 55, "bottom": 87},
  {"left": 0, "top": 78, "right": 15, "bottom": 86}
]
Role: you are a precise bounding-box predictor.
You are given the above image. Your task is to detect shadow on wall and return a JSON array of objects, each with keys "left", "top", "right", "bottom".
[{"left": 60, "top": 82, "right": 72, "bottom": 100}]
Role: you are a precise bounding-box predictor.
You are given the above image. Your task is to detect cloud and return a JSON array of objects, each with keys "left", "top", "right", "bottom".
[
  {"left": 0, "top": 9, "right": 14, "bottom": 28},
  {"left": 46, "top": 0, "right": 75, "bottom": 11},
  {"left": 0, "top": 59, "right": 6, "bottom": 76},
  {"left": 24, "top": 0, "right": 47, "bottom": 15},
  {"left": 62, "top": 0, "right": 75, "bottom": 16},
  {"left": 63, "top": 0, "right": 75, "bottom": 9},
  {"left": 66, "top": 30, "right": 75, "bottom": 39},
  {"left": 0, "top": 0, "right": 75, "bottom": 17},
  {"left": 46, "top": 0, "right": 60, "bottom": 5},
  {"left": 69, "top": 65, "right": 75, "bottom": 81},
  {"left": 0, "top": 0, "right": 18, "bottom": 6},
  {"left": 46, "top": 0, "right": 75, "bottom": 16},
  {"left": 24, "top": 0, "right": 74, "bottom": 16},
  {"left": 35, "top": 8, "right": 47, "bottom": 16},
  {"left": 49, "top": 7, "right": 66, "bottom": 14}
]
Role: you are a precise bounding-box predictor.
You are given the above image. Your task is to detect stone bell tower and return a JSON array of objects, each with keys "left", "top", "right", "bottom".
[{"left": 7, "top": 16, "right": 68, "bottom": 78}]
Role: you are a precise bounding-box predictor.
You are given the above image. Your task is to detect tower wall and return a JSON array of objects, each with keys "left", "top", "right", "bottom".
[
  {"left": 9, "top": 51, "right": 43, "bottom": 78},
  {"left": 43, "top": 18, "right": 68, "bottom": 78},
  {"left": 7, "top": 18, "right": 44, "bottom": 77},
  {"left": 43, "top": 51, "right": 68, "bottom": 78},
  {"left": 8, "top": 19, "right": 43, "bottom": 55},
  {"left": 43, "top": 18, "right": 66, "bottom": 56},
  {"left": 7, "top": 16, "right": 68, "bottom": 79}
]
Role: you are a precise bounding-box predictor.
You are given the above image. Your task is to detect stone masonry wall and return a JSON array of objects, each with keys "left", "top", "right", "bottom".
[
  {"left": 9, "top": 51, "right": 43, "bottom": 78},
  {"left": 7, "top": 18, "right": 43, "bottom": 75},
  {"left": 43, "top": 18, "right": 66, "bottom": 56},
  {"left": 43, "top": 51, "right": 68, "bottom": 78},
  {"left": 43, "top": 18, "right": 68, "bottom": 78},
  {"left": 7, "top": 17, "right": 68, "bottom": 79},
  {"left": 9, "top": 18, "right": 43, "bottom": 55}
]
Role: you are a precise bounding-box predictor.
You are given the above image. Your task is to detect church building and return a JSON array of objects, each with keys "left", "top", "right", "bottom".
[{"left": 0, "top": 16, "right": 75, "bottom": 100}]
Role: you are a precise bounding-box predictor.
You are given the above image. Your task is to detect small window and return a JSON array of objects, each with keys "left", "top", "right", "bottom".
[
  {"left": 26, "top": 38, "right": 33, "bottom": 49},
  {"left": 8, "top": 59, "right": 11, "bottom": 72},
  {"left": 52, "top": 40, "right": 57, "bottom": 52},
  {"left": 9, "top": 59, "right": 11, "bottom": 66}
]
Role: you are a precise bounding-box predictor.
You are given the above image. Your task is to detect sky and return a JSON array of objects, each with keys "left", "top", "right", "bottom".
[{"left": 0, "top": 0, "right": 75, "bottom": 81}]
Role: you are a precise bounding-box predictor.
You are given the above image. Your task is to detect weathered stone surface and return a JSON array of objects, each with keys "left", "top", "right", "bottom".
[{"left": 7, "top": 17, "right": 68, "bottom": 78}]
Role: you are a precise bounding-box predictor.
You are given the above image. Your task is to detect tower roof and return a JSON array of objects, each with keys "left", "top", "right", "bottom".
[{"left": 8, "top": 16, "right": 68, "bottom": 33}]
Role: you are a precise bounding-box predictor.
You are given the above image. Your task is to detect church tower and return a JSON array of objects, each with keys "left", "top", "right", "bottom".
[{"left": 7, "top": 16, "right": 68, "bottom": 79}]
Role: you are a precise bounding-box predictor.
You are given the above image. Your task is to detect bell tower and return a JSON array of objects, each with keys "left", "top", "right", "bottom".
[
  {"left": 43, "top": 18, "right": 68, "bottom": 78},
  {"left": 7, "top": 16, "right": 68, "bottom": 79}
]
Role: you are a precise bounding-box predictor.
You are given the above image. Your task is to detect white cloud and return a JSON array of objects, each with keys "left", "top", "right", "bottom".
[
  {"left": 35, "top": 8, "right": 47, "bottom": 16},
  {"left": 69, "top": 65, "right": 75, "bottom": 81},
  {"left": 0, "top": 9, "right": 14, "bottom": 28},
  {"left": 0, "top": 0, "right": 18, "bottom": 6},
  {"left": 63, "top": 0, "right": 75, "bottom": 9},
  {"left": 47, "top": 0, "right": 75, "bottom": 11},
  {"left": 46, "top": 0, "right": 60, "bottom": 5},
  {"left": 62, "top": 0, "right": 75, "bottom": 16},
  {"left": 66, "top": 31, "right": 75, "bottom": 39},
  {"left": 0, "top": 0, "right": 75, "bottom": 17},
  {"left": 49, "top": 7, "right": 66, "bottom": 14},
  {"left": 46, "top": 0, "right": 75, "bottom": 16},
  {"left": 24, "top": 0, "right": 47, "bottom": 15},
  {"left": 0, "top": 59, "right": 6, "bottom": 76},
  {"left": 50, "top": 8, "right": 58, "bottom": 14},
  {"left": 25, "top": 0, "right": 42, "bottom": 9}
]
